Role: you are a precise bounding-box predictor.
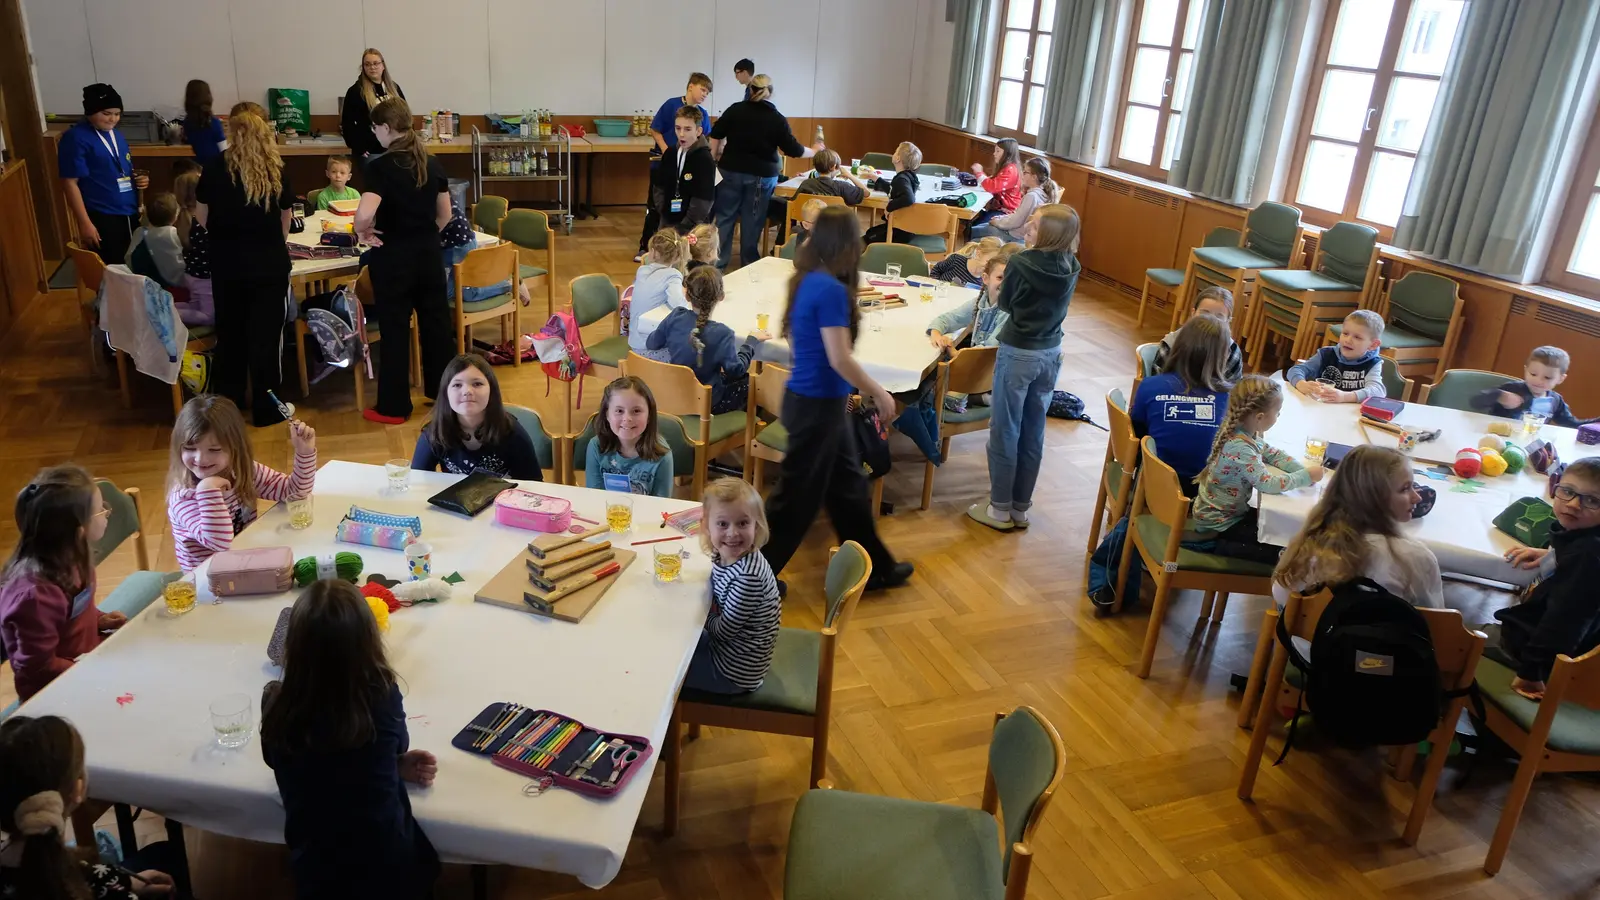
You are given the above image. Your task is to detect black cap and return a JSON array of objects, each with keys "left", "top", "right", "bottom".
[
  {"left": 82, "top": 83, "right": 123, "bottom": 116},
  {"left": 734, "top": 58, "right": 755, "bottom": 74}
]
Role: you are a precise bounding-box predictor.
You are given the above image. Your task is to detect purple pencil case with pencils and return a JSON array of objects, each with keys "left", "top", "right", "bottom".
[{"left": 450, "top": 702, "right": 652, "bottom": 798}]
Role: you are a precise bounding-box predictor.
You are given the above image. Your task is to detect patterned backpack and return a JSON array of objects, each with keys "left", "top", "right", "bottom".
[
  {"left": 531, "top": 309, "right": 592, "bottom": 404},
  {"left": 304, "top": 285, "right": 364, "bottom": 373}
]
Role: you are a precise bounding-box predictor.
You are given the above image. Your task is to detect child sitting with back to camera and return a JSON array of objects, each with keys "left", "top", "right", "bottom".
[
  {"left": 648, "top": 267, "right": 769, "bottom": 414},
  {"left": 126, "top": 191, "right": 186, "bottom": 292},
  {"left": 173, "top": 170, "right": 214, "bottom": 326},
  {"left": 1153, "top": 286, "right": 1243, "bottom": 382},
  {"left": 1131, "top": 313, "right": 1235, "bottom": 494},
  {"left": 313, "top": 155, "right": 360, "bottom": 211},
  {"left": 925, "top": 243, "right": 1020, "bottom": 412},
  {"left": 683, "top": 478, "right": 781, "bottom": 694},
  {"left": 167, "top": 395, "right": 317, "bottom": 571},
  {"left": 1189, "top": 375, "right": 1323, "bottom": 564},
  {"left": 628, "top": 230, "right": 693, "bottom": 359},
  {"left": 1471, "top": 345, "right": 1595, "bottom": 427},
  {"left": 585, "top": 376, "right": 675, "bottom": 498},
  {"left": 783, "top": 198, "right": 828, "bottom": 258},
  {"left": 1286, "top": 309, "right": 1386, "bottom": 403},
  {"left": 687, "top": 223, "right": 719, "bottom": 271},
  {"left": 929, "top": 235, "right": 1005, "bottom": 289}
]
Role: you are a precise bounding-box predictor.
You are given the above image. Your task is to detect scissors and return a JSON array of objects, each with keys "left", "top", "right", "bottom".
[{"left": 601, "top": 747, "right": 641, "bottom": 788}]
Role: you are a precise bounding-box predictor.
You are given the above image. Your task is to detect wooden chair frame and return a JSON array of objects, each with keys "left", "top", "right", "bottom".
[
  {"left": 1135, "top": 270, "right": 1184, "bottom": 333},
  {"left": 1237, "top": 589, "right": 1486, "bottom": 848},
  {"left": 1118, "top": 437, "right": 1275, "bottom": 678},
  {"left": 744, "top": 360, "right": 790, "bottom": 489},
  {"left": 501, "top": 208, "right": 558, "bottom": 320},
  {"left": 66, "top": 242, "right": 106, "bottom": 369},
  {"left": 888, "top": 203, "right": 958, "bottom": 262},
  {"left": 294, "top": 268, "right": 422, "bottom": 411},
  {"left": 981, "top": 706, "right": 1067, "bottom": 900},
  {"left": 662, "top": 542, "right": 872, "bottom": 835},
  {"left": 452, "top": 243, "right": 521, "bottom": 364},
  {"left": 1176, "top": 224, "right": 1307, "bottom": 342},
  {"left": 1084, "top": 389, "right": 1137, "bottom": 581},
  {"left": 1248, "top": 234, "right": 1382, "bottom": 372},
  {"left": 781, "top": 193, "right": 846, "bottom": 251},
  {"left": 621, "top": 352, "right": 745, "bottom": 499},
  {"left": 921, "top": 345, "right": 997, "bottom": 510}
]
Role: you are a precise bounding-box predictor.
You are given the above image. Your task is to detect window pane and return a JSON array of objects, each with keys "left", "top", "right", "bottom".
[
  {"left": 1359, "top": 152, "right": 1415, "bottom": 226},
  {"left": 1571, "top": 195, "right": 1600, "bottom": 279},
  {"left": 1297, "top": 140, "right": 1357, "bottom": 212},
  {"left": 1038, "top": 0, "right": 1056, "bottom": 32},
  {"left": 1172, "top": 52, "right": 1193, "bottom": 112},
  {"left": 1120, "top": 106, "right": 1159, "bottom": 165},
  {"left": 1129, "top": 47, "right": 1171, "bottom": 105},
  {"left": 1006, "top": 0, "right": 1037, "bottom": 29},
  {"left": 1182, "top": 0, "right": 1205, "bottom": 49},
  {"left": 995, "top": 80, "right": 1024, "bottom": 131},
  {"left": 1162, "top": 113, "right": 1184, "bottom": 170},
  {"left": 1396, "top": 0, "right": 1465, "bottom": 76},
  {"left": 1138, "top": 0, "right": 1180, "bottom": 44},
  {"left": 1032, "top": 34, "right": 1052, "bottom": 84},
  {"left": 1025, "top": 88, "right": 1045, "bottom": 136},
  {"left": 1328, "top": 0, "right": 1395, "bottom": 69},
  {"left": 1377, "top": 77, "right": 1440, "bottom": 152},
  {"left": 1311, "top": 70, "right": 1375, "bottom": 141},
  {"left": 1000, "top": 30, "right": 1030, "bottom": 80}
]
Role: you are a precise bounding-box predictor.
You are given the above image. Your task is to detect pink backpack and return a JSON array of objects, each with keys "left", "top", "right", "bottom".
[{"left": 531, "top": 309, "right": 592, "bottom": 404}]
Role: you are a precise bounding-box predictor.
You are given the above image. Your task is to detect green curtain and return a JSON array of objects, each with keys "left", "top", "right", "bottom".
[
  {"left": 1167, "top": 0, "right": 1291, "bottom": 204},
  {"left": 945, "top": 0, "right": 994, "bottom": 132},
  {"left": 1037, "top": 0, "right": 1114, "bottom": 162},
  {"left": 1394, "top": 0, "right": 1600, "bottom": 282}
]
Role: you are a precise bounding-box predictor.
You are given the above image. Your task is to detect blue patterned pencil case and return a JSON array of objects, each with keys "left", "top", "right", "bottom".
[{"left": 346, "top": 505, "right": 423, "bottom": 536}]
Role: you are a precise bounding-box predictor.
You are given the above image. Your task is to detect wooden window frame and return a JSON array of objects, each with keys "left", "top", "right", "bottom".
[
  {"left": 1110, "top": 0, "right": 1201, "bottom": 181},
  {"left": 1544, "top": 117, "right": 1600, "bottom": 296},
  {"left": 1283, "top": 0, "right": 1459, "bottom": 241},
  {"left": 988, "top": 0, "right": 1052, "bottom": 144}
]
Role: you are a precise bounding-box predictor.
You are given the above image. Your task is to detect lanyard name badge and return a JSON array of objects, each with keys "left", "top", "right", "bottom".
[
  {"left": 96, "top": 129, "right": 133, "bottom": 194},
  {"left": 670, "top": 148, "right": 687, "bottom": 214}
]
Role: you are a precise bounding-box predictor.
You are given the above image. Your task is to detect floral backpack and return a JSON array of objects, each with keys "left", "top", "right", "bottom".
[{"left": 531, "top": 309, "right": 592, "bottom": 404}]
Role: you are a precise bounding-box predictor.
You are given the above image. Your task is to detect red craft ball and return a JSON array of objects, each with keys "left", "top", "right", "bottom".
[
  {"left": 1453, "top": 448, "right": 1482, "bottom": 479},
  {"left": 362, "top": 582, "right": 400, "bottom": 612}
]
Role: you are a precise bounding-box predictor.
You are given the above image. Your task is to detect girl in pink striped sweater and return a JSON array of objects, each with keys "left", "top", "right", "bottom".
[{"left": 167, "top": 396, "right": 317, "bottom": 570}]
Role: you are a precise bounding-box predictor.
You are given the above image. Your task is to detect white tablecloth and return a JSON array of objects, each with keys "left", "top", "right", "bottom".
[
  {"left": 1256, "top": 382, "right": 1588, "bottom": 584},
  {"left": 17, "top": 461, "right": 709, "bottom": 888},
  {"left": 287, "top": 211, "right": 501, "bottom": 281},
  {"left": 775, "top": 172, "right": 992, "bottom": 212}
]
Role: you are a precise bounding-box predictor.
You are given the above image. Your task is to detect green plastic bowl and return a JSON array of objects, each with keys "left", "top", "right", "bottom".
[{"left": 593, "top": 119, "right": 632, "bottom": 138}]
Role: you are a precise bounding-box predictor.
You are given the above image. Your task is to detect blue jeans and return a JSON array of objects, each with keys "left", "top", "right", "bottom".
[
  {"left": 986, "top": 343, "right": 1062, "bottom": 510},
  {"left": 683, "top": 633, "right": 749, "bottom": 694},
  {"left": 968, "top": 221, "right": 1025, "bottom": 245},
  {"left": 715, "top": 170, "right": 779, "bottom": 269},
  {"left": 444, "top": 239, "right": 512, "bottom": 303}
]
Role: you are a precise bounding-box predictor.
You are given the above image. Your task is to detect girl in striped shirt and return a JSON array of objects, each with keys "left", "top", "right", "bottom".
[
  {"left": 684, "top": 479, "right": 781, "bottom": 694},
  {"left": 167, "top": 396, "right": 317, "bottom": 570}
]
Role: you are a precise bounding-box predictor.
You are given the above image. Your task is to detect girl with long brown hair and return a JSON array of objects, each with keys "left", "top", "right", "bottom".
[
  {"left": 180, "top": 78, "right": 222, "bottom": 162},
  {"left": 412, "top": 353, "right": 543, "bottom": 479},
  {"left": 355, "top": 97, "right": 455, "bottom": 424},
  {"left": 761, "top": 206, "right": 912, "bottom": 591},
  {"left": 340, "top": 48, "right": 405, "bottom": 162},
  {"left": 585, "top": 376, "right": 675, "bottom": 497},
  {"left": 195, "top": 108, "right": 296, "bottom": 426},
  {"left": 646, "top": 266, "right": 768, "bottom": 413}
]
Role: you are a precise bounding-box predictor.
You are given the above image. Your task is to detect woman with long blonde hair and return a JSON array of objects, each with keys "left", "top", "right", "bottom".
[
  {"left": 195, "top": 108, "right": 296, "bottom": 426},
  {"left": 340, "top": 48, "right": 405, "bottom": 163}
]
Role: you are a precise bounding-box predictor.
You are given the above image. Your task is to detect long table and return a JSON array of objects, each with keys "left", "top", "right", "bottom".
[
  {"left": 1256, "top": 382, "right": 1588, "bottom": 584},
  {"left": 286, "top": 210, "right": 503, "bottom": 291},
  {"left": 773, "top": 171, "right": 993, "bottom": 220},
  {"left": 17, "top": 461, "right": 711, "bottom": 888}
]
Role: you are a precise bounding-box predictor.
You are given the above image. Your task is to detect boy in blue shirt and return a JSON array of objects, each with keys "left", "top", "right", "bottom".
[
  {"left": 1472, "top": 345, "right": 1595, "bottom": 427},
  {"left": 59, "top": 83, "right": 149, "bottom": 265},
  {"left": 1286, "top": 309, "right": 1386, "bottom": 403},
  {"left": 636, "top": 73, "right": 714, "bottom": 260}
]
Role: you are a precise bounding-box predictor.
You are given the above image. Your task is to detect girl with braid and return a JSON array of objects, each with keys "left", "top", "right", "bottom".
[
  {"left": 1188, "top": 374, "right": 1323, "bottom": 564},
  {"left": 647, "top": 267, "right": 771, "bottom": 413}
]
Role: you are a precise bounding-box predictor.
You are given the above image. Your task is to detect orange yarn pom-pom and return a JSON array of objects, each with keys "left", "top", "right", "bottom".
[{"left": 362, "top": 582, "right": 400, "bottom": 612}]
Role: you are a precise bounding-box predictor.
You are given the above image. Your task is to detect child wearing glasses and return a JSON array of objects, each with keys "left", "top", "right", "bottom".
[{"left": 1495, "top": 457, "right": 1600, "bottom": 699}]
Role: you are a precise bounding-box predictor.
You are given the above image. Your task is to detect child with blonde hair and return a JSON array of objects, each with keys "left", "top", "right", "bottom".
[
  {"left": 629, "top": 229, "right": 693, "bottom": 358},
  {"left": 930, "top": 235, "right": 1006, "bottom": 288},
  {"left": 1287, "top": 309, "right": 1386, "bottom": 403},
  {"left": 687, "top": 223, "right": 719, "bottom": 270},
  {"left": 1472, "top": 345, "right": 1595, "bottom": 427},
  {"left": 862, "top": 142, "right": 923, "bottom": 244},
  {"left": 172, "top": 170, "right": 214, "bottom": 327},
  {"left": 126, "top": 190, "right": 185, "bottom": 290},
  {"left": 971, "top": 157, "right": 1058, "bottom": 244},
  {"left": 167, "top": 396, "right": 317, "bottom": 570},
  {"left": 686, "top": 478, "right": 781, "bottom": 694},
  {"left": 312, "top": 155, "right": 359, "bottom": 211},
  {"left": 1274, "top": 444, "right": 1442, "bottom": 608},
  {"left": 1190, "top": 375, "right": 1322, "bottom": 563},
  {"left": 648, "top": 267, "right": 768, "bottom": 413}
]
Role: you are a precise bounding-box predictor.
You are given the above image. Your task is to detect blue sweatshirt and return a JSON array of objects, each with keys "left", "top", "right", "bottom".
[
  {"left": 1286, "top": 346, "right": 1385, "bottom": 401},
  {"left": 1131, "top": 372, "right": 1230, "bottom": 486},
  {"left": 647, "top": 307, "right": 760, "bottom": 411}
]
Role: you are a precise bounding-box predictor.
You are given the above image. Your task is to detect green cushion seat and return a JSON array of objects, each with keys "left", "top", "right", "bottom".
[
  {"left": 452, "top": 292, "right": 515, "bottom": 315},
  {"left": 906, "top": 234, "right": 948, "bottom": 255},
  {"left": 681, "top": 411, "right": 748, "bottom": 445},
  {"left": 519, "top": 264, "right": 548, "bottom": 280},
  {"left": 681, "top": 627, "right": 820, "bottom": 714},
  {"left": 187, "top": 325, "right": 216, "bottom": 342},
  {"left": 784, "top": 788, "right": 1004, "bottom": 900},
  {"left": 99, "top": 570, "right": 181, "bottom": 619},
  {"left": 755, "top": 421, "right": 788, "bottom": 452},
  {"left": 1193, "top": 246, "right": 1285, "bottom": 271},
  {"left": 586, "top": 336, "right": 629, "bottom": 368},
  {"left": 1375, "top": 323, "right": 1444, "bottom": 350},
  {"left": 1133, "top": 515, "right": 1276, "bottom": 577},
  {"left": 1146, "top": 267, "right": 1185, "bottom": 287},
  {"left": 1258, "top": 269, "right": 1359, "bottom": 292},
  {"left": 1477, "top": 657, "right": 1600, "bottom": 756},
  {"left": 1105, "top": 458, "right": 1126, "bottom": 497},
  {"left": 944, "top": 404, "right": 992, "bottom": 425}
]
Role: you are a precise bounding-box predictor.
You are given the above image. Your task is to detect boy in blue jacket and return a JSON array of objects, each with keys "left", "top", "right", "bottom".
[
  {"left": 1286, "top": 309, "right": 1386, "bottom": 403},
  {"left": 1471, "top": 346, "right": 1594, "bottom": 427}
]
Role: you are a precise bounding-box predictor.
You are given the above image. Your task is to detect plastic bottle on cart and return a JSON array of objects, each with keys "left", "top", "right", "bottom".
[
  {"left": 513, "top": 147, "right": 524, "bottom": 176},
  {"left": 538, "top": 147, "right": 549, "bottom": 176}
]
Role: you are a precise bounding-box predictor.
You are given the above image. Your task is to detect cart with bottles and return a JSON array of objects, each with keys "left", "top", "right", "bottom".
[{"left": 471, "top": 119, "right": 574, "bottom": 234}]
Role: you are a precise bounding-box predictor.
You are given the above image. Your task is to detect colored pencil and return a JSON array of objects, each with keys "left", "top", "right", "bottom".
[{"left": 631, "top": 535, "right": 686, "bottom": 546}]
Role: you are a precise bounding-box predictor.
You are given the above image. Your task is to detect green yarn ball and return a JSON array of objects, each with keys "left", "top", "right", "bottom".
[
  {"left": 293, "top": 552, "right": 364, "bottom": 586},
  {"left": 1501, "top": 444, "right": 1527, "bottom": 474}
]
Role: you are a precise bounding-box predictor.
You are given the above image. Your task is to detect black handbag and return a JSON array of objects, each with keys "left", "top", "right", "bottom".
[
  {"left": 850, "top": 401, "right": 892, "bottom": 480},
  {"left": 427, "top": 469, "right": 515, "bottom": 517}
]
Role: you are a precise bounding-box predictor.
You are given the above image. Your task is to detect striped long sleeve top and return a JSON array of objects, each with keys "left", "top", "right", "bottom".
[
  {"left": 705, "top": 551, "right": 782, "bottom": 691},
  {"left": 168, "top": 451, "right": 318, "bottom": 570}
]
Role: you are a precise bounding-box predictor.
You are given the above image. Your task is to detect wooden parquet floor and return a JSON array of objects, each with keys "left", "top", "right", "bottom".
[{"left": 3, "top": 209, "right": 1599, "bottom": 899}]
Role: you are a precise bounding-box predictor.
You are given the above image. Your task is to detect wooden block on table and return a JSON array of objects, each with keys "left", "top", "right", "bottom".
[{"left": 476, "top": 547, "right": 636, "bottom": 623}]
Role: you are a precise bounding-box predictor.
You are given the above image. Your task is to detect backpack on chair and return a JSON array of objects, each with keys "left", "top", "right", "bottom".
[{"left": 531, "top": 309, "right": 592, "bottom": 404}]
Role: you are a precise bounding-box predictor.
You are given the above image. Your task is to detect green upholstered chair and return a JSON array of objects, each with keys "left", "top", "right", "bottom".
[
  {"left": 919, "top": 163, "right": 958, "bottom": 178},
  {"left": 662, "top": 542, "right": 874, "bottom": 836},
  {"left": 1378, "top": 351, "right": 1415, "bottom": 402},
  {"left": 1474, "top": 652, "right": 1600, "bottom": 873},
  {"left": 1132, "top": 341, "right": 1160, "bottom": 398},
  {"left": 505, "top": 404, "right": 560, "bottom": 481},
  {"left": 302, "top": 187, "right": 323, "bottom": 211},
  {"left": 1177, "top": 201, "right": 1303, "bottom": 340},
  {"left": 921, "top": 345, "right": 997, "bottom": 510},
  {"left": 1138, "top": 226, "right": 1242, "bottom": 330},
  {"left": 1418, "top": 368, "right": 1513, "bottom": 412},
  {"left": 783, "top": 705, "right": 1065, "bottom": 900},
  {"left": 621, "top": 352, "right": 747, "bottom": 499},
  {"left": 450, "top": 243, "right": 520, "bottom": 361},
  {"left": 860, "top": 152, "right": 896, "bottom": 171},
  {"left": 889, "top": 203, "right": 957, "bottom": 262},
  {"left": 93, "top": 480, "right": 180, "bottom": 620},
  {"left": 1250, "top": 221, "right": 1380, "bottom": 371},
  {"left": 1119, "top": 437, "right": 1276, "bottom": 678},
  {"left": 564, "top": 412, "right": 687, "bottom": 489},
  {"left": 499, "top": 209, "right": 556, "bottom": 319},
  {"left": 1086, "top": 389, "right": 1138, "bottom": 579},
  {"left": 1340, "top": 270, "right": 1463, "bottom": 383},
  {"left": 471, "top": 195, "right": 508, "bottom": 235},
  {"left": 862, "top": 242, "right": 929, "bottom": 278},
  {"left": 568, "top": 274, "right": 629, "bottom": 416},
  {"left": 744, "top": 360, "right": 790, "bottom": 488},
  {"left": 778, "top": 236, "right": 800, "bottom": 260}
]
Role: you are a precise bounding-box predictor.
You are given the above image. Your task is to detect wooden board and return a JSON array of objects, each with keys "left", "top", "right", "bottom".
[{"left": 474, "top": 545, "right": 636, "bottom": 623}]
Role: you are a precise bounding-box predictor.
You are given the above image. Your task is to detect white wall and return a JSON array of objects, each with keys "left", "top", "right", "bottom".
[{"left": 23, "top": 0, "right": 929, "bottom": 119}]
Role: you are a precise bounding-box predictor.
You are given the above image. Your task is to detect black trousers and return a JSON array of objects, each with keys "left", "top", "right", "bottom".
[
  {"left": 88, "top": 210, "right": 139, "bottom": 265},
  {"left": 368, "top": 238, "right": 453, "bottom": 417},
  {"left": 762, "top": 393, "right": 897, "bottom": 577},
  {"left": 1207, "top": 509, "right": 1285, "bottom": 566},
  {"left": 862, "top": 223, "right": 912, "bottom": 245},
  {"left": 213, "top": 274, "right": 290, "bottom": 426},
  {"left": 637, "top": 205, "right": 662, "bottom": 253}
]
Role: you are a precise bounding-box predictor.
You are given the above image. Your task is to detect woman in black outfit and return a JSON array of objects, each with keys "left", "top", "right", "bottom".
[
  {"left": 355, "top": 97, "right": 454, "bottom": 425},
  {"left": 195, "top": 109, "right": 295, "bottom": 427},
  {"left": 340, "top": 48, "right": 405, "bottom": 167},
  {"left": 708, "top": 74, "right": 821, "bottom": 270}
]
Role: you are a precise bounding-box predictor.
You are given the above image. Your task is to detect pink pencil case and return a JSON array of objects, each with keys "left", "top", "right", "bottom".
[
  {"left": 208, "top": 546, "right": 294, "bottom": 596},
  {"left": 493, "top": 489, "right": 572, "bottom": 533},
  {"left": 451, "top": 702, "right": 651, "bottom": 798}
]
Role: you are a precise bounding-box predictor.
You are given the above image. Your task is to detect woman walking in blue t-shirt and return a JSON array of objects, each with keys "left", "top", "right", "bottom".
[{"left": 761, "top": 206, "right": 913, "bottom": 591}]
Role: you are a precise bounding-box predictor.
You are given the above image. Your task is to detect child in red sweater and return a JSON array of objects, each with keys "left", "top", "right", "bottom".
[
  {"left": 0, "top": 465, "right": 123, "bottom": 702},
  {"left": 970, "top": 137, "right": 1022, "bottom": 225}
]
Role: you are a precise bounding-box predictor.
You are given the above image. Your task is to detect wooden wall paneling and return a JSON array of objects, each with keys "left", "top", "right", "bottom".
[
  {"left": 590, "top": 154, "right": 652, "bottom": 207},
  {"left": 1173, "top": 201, "right": 1247, "bottom": 268},
  {"left": 1057, "top": 166, "right": 1090, "bottom": 213},
  {"left": 1496, "top": 298, "right": 1600, "bottom": 413},
  {"left": 0, "top": 161, "right": 47, "bottom": 333},
  {"left": 1079, "top": 173, "right": 1182, "bottom": 298},
  {"left": 1, "top": 0, "right": 62, "bottom": 261}
]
